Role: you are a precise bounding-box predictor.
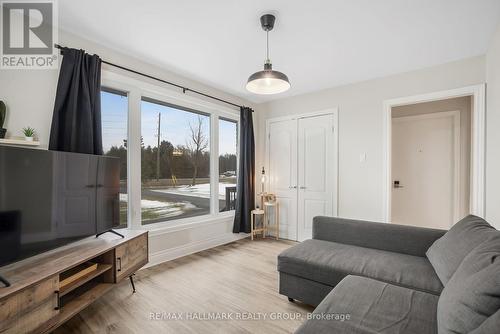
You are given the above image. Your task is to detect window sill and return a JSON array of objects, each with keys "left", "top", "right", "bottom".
[{"left": 139, "top": 211, "right": 236, "bottom": 237}]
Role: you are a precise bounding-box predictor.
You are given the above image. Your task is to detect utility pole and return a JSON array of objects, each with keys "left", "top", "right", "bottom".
[{"left": 156, "top": 112, "right": 161, "bottom": 182}]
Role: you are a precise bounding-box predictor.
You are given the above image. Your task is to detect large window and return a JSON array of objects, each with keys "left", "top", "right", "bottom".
[
  {"left": 102, "top": 73, "right": 239, "bottom": 228},
  {"left": 219, "top": 118, "right": 238, "bottom": 212},
  {"left": 141, "top": 97, "right": 211, "bottom": 225},
  {"left": 101, "top": 88, "right": 128, "bottom": 227}
]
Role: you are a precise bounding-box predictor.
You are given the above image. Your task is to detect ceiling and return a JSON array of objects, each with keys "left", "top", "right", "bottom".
[{"left": 59, "top": 0, "right": 500, "bottom": 104}]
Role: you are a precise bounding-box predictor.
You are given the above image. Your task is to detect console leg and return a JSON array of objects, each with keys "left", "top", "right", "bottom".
[
  {"left": 129, "top": 274, "right": 136, "bottom": 293},
  {"left": 96, "top": 229, "right": 124, "bottom": 238},
  {"left": 0, "top": 275, "right": 10, "bottom": 288},
  {"left": 288, "top": 297, "right": 294, "bottom": 303}
]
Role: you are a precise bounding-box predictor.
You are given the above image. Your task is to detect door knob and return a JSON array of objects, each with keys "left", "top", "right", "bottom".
[
  {"left": 289, "top": 185, "right": 297, "bottom": 189},
  {"left": 299, "top": 186, "right": 306, "bottom": 189}
]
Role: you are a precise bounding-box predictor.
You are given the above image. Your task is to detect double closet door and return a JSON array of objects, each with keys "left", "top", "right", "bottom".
[{"left": 266, "top": 112, "right": 337, "bottom": 241}]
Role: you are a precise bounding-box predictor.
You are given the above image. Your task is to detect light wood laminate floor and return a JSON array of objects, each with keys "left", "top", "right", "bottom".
[{"left": 55, "top": 238, "right": 314, "bottom": 334}]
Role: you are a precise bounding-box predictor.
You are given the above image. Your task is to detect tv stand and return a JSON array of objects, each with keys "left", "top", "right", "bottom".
[
  {"left": 0, "top": 230, "right": 148, "bottom": 334},
  {"left": 96, "top": 229, "right": 125, "bottom": 238},
  {"left": 0, "top": 275, "right": 10, "bottom": 287}
]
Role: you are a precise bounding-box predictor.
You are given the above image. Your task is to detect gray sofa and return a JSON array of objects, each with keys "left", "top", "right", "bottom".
[{"left": 277, "top": 215, "right": 500, "bottom": 334}]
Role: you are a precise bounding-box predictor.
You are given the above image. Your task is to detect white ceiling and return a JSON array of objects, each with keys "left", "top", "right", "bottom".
[{"left": 58, "top": 0, "right": 500, "bottom": 104}]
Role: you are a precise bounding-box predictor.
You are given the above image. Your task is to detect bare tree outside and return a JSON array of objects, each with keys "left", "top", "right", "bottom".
[
  {"left": 138, "top": 98, "right": 230, "bottom": 225},
  {"left": 186, "top": 115, "right": 209, "bottom": 186}
]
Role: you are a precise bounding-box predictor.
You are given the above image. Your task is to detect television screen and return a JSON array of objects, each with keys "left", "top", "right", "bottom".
[{"left": 0, "top": 146, "right": 120, "bottom": 267}]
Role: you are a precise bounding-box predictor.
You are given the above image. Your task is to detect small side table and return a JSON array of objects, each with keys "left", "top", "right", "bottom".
[
  {"left": 251, "top": 209, "right": 265, "bottom": 240},
  {"left": 264, "top": 201, "right": 279, "bottom": 240}
]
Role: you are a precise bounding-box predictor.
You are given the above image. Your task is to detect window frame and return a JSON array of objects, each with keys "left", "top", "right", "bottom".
[
  {"left": 101, "top": 70, "right": 240, "bottom": 232},
  {"left": 100, "top": 86, "right": 129, "bottom": 228},
  {"left": 218, "top": 116, "right": 239, "bottom": 213}
]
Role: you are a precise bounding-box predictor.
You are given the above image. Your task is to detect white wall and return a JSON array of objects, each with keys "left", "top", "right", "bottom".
[
  {"left": 486, "top": 24, "right": 500, "bottom": 229},
  {"left": 146, "top": 215, "right": 245, "bottom": 268},
  {"left": 0, "top": 29, "right": 254, "bottom": 265},
  {"left": 257, "top": 56, "right": 486, "bottom": 223}
]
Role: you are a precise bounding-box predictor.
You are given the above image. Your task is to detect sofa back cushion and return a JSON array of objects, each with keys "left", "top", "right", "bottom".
[
  {"left": 437, "top": 236, "right": 500, "bottom": 333},
  {"left": 426, "top": 215, "right": 497, "bottom": 284},
  {"left": 313, "top": 216, "right": 446, "bottom": 257}
]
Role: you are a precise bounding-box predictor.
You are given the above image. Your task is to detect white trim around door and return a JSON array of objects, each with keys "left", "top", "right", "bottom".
[{"left": 382, "top": 84, "right": 486, "bottom": 223}]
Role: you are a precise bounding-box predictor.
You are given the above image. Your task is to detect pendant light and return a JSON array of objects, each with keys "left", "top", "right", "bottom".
[{"left": 246, "top": 14, "right": 290, "bottom": 95}]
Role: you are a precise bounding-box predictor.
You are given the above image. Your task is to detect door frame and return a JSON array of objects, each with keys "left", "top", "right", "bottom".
[
  {"left": 382, "top": 84, "right": 486, "bottom": 223},
  {"left": 265, "top": 108, "right": 339, "bottom": 238},
  {"left": 391, "top": 110, "right": 461, "bottom": 224}
]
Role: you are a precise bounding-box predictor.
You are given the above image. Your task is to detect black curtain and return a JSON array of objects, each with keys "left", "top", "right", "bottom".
[
  {"left": 49, "top": 47, "right": 103, "bottom": 155},
  {"left": 233, "top": 107, "right": 255, "bottom": 233}
]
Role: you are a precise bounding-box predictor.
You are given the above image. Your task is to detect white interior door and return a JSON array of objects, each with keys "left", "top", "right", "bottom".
[
  {"left": 268, "top": 119, "right": 298, "bottom": 240},
  {"left": 267, "top": 112, "right": 337, "bottom": 242},
  {"left": 391, "top": 111, "right": 460, "bottom": 229},
  {"left": 297, "top": 115, "right": 336, "bottom": 241}
]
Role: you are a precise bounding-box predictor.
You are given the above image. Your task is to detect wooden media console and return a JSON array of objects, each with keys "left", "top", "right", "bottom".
[{"left": 0, "top": 230, "right": 148, "bottom": 334}]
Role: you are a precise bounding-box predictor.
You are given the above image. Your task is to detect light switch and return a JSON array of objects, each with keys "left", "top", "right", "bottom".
[{"left": 359, "top": 153, "right": 367, "bottom": 163}]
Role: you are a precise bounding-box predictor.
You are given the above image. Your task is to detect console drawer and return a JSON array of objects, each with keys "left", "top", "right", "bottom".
[
  {"left": 0, "top": 275, "right": 59, "bottom": 333},
  {"left": 115, "top": 233, "right": 148, "bottom": 281}
]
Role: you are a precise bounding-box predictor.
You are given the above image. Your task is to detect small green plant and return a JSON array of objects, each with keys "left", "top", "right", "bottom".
[
  {"left": 0, "top": 101, "right": 6, "bottom": 129},
  {"left": 22, "top": 127, "right": 35, "bottom": 137}
]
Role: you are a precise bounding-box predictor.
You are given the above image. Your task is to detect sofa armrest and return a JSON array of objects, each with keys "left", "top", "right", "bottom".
[{"left": 312, "top": 216, "right": 446, "bottom": 257}]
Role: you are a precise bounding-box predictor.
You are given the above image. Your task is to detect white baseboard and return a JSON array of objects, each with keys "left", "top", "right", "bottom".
[{"left": 145, "top": 232, "right": 249, "bottom": 268}]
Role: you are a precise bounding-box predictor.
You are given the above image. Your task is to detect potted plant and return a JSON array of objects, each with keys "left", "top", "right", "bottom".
[
  {"left": 0, "top": 101, "right": 6, "bottom": 139},
  {"left": 22, "top": 127, "right": 36, "bottom": 141}
]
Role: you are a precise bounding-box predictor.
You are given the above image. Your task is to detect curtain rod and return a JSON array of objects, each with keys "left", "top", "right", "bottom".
[{"left": 54, "top": 44, "right": 249, "bottom": 111}]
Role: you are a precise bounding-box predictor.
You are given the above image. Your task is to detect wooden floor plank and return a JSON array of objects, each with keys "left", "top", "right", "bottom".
[{"left": 55, "top": 238, "right": 313, "bottom": 334}]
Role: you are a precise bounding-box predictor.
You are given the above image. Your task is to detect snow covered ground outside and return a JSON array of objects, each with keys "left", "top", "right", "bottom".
[
  {"left": 151, "top": 183, "right": 236, "bottom": 199},
  {"left": 119, "top": 194, "right": 197, "bottom": 219}
]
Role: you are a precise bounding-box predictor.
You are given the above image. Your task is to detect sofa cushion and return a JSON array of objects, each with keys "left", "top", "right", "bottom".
[
  {"left": 426, "top": 215, "right": 498, "bottom": 285},
  {"left": 278, "top": 239, "right": 443, "bottom": 295},
  {"left": 469, "top": 308, "right": 500, "bottom": 334},
  {"left": 295, "top": 275, "right": 439, "bottom": 334},
  {"left": 313, "top": 216, "right": 446, "bottom": 257},
  {"left": 437, "top": 236, "right": 500, "bottom": 334}
]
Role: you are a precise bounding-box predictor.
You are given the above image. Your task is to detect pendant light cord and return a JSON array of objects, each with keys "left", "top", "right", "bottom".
[{"left": 266, "top": 30, "right": 270, "bottom": 63}]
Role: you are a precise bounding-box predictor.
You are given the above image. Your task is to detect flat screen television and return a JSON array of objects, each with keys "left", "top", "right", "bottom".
[{"left": 0, "top": 146, "right": 120, "bottom": 268}]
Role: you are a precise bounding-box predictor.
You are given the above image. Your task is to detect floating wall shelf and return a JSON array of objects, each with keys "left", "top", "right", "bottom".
[{"left": 0, "top": 137, "right": 40, "bottom": 147}]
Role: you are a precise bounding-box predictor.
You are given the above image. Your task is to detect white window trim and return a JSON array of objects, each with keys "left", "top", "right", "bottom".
[{"left": 101, "top": 70, "right": 240, "bottom": 232}]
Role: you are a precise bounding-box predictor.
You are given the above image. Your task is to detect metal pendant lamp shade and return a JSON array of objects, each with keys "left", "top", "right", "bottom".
[{"left": 246, "top": 14, "right": 290, "bottom": 95}]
